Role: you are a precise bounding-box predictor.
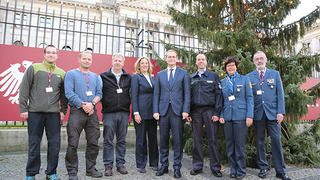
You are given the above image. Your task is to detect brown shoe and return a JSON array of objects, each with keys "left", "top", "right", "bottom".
[
  {"left": 117, "top": 166, "right": 128, "bottom": 174},
  {"left": 105, "top": 166, "right": 112, "bottom": 176}
]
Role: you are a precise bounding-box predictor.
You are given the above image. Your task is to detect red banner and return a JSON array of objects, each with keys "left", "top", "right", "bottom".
[{"left": 0, "top": 44, "right": 161, "bottom": 121}]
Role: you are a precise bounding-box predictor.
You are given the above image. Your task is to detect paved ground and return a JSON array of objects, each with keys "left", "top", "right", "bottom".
[{"left": 0, "top": 148, "right": 320, "bottom": 180}]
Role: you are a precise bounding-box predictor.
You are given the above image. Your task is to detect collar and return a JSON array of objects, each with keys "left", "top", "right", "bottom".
[
  {"left": 167, "top": 66, "right": 177, "bottom": 71},
  {"left": 111, "top": 67, "right": 123, "bottom": 76},
  {"left": 257, "top": 67, "right": 266, "bottom": 76},
  {"left": 198, "top": 68, "right": 206, "bottom": 74},
  {"left": 43, "top": 60, "right": 56, "bottom": 70}
]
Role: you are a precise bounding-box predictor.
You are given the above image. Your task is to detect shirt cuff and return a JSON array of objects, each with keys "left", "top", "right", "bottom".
[{"left": 134, "top": 112, "right": 139, "bottom": 115}]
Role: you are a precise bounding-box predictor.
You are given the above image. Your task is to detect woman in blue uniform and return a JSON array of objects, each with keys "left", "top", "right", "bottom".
[
  {"left": 219, "top": 57, "right": 254, "bottom": 179},
  {"left": 131, "top": 56, "right": 159, "bottom": 173}
]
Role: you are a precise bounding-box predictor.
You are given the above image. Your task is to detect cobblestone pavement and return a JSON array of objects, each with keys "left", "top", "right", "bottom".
[{"left": 0, "top": 148, "right": 319, "bottom": 180}]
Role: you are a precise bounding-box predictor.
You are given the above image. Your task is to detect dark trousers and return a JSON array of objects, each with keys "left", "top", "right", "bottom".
[
  {"left": 102, "top": 111, "right": 129, "bottom": 167},
  {"left": 26, "top": 112, "right": 60, "bottom": 176},
  {"left": 254, "top": 112, "right": 286, "bottom": 174},
  {"left": 65, "top": 107, "right": 100, "bottom": 175},
  {"left": 159, "top": 106, "right": 184, "bottom": 169},
  {"left": 191, "top": 109, "right": 221, "bottom": 171},
  {"left": 223, "top": 120, "right": 248, "bottom": 176},
  {"left": 134, "top": 119, "right": 159, "bottom": 168}
]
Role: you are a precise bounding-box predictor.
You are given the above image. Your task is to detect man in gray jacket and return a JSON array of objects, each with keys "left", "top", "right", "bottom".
[{"left": 19, "top": 45, "right": 68, "bottom": 180}]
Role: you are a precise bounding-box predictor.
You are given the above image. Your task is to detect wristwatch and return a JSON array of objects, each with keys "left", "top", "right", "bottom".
[{"left": 91, "top": 101, "right": 96, "bottom": 107}]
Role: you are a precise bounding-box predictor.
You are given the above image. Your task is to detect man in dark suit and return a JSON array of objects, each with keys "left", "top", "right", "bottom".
[
  {"left": 153, "top": 50, "right": 191, "bottom": 178},
  {"left": 188, "top": 54, "right": 223, "bottom": 177},
  {"left": 247, "top": 51, "right": 291, "bottom": 180}
]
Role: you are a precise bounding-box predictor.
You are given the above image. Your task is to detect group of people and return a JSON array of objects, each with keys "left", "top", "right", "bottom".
[{"left": 19, "top": 45, "right": 290, "bottom": 180}]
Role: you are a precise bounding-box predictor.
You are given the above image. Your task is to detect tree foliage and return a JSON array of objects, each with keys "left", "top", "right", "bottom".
[{"left": 158, "top": 0, "right": 320, "bottom": 167}]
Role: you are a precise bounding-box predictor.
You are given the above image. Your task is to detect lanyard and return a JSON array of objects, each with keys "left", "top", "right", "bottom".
[
  {"left": 44, "top": 63, "right": 55, "bottom": 87},
  {"left": 116, "top": 74, "right": 122, "bottom": 89},
  {"left": 79, "top": 69, "right": 90, "bottom": 91},
  {"left": 259, "top": 70, "right": 265, "bottom": 89}
]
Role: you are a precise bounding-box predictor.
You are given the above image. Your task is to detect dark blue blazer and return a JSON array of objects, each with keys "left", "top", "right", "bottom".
[
  {"left": 131, "top": 73, "right": 155, "bottom": 120},
  {"left": 153, "top": 67, "right": 191, "bottom": 116},
  {"left": 220, "top": 74, "right": 254, "bottom": 120},
  {"left": 247, "top": 68, "right": 285, "bottom": 120}
]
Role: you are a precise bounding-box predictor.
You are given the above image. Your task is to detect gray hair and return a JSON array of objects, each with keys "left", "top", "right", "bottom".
[
  {"left": 112, "top": 53, "right": 125, "bottom": 62},
  {"left": 253, "top": 51, "right": 267, "bottom": 60}
]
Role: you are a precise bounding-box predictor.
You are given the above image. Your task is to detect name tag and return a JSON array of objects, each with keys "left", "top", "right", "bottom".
[
  {"left": 257, "top": 90, "right": 262, "bottom": 95},
  {"left": 117, "top": 88, "right": 123, "bottom": 93},
  {"left": 228, "top": 95, "right": 235, "bottom": 101},
  {"left": 86, "top": 91, "right": 93, "bottom": 96},
  {"left": 207, "top": 81, "right": 213, "bottom": 83},
  {"left": 45, "top": 87, "right": 53, "bottom": 93}
]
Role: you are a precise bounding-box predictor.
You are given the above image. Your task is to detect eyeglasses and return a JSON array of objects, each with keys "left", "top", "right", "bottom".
[
  {"left": 226, "top": 64, "right": 236, "bottom": 68},
  {"left": 46, "top": 51, "right": 57, "bottom": 55},
  {"left": 254, "top": 57, "right": 265, "bottom": 61}
]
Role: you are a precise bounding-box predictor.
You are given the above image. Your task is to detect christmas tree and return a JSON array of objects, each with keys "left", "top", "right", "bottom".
[
  {"left": 157, "top": 0, "right": 320, "bottom": 166},
  {"left": 160, "top": 0, "right": 320, "bottom": 121}
]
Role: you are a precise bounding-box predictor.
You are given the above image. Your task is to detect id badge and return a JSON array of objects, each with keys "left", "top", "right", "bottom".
[
  {"left": 86, "top": 91, "right": 93, "bottom": 96},
  {"left": 45, "top": 87, "right": 53, "bottom": 93},
  {"left": 117, "top": 88, "right": 123, "bottom": 93},
  {"left": 257, "top": 90, "right": 262, "bottom": 95},
  {"left": 228, "top": 95, "right": 235, "bottom": 101}
]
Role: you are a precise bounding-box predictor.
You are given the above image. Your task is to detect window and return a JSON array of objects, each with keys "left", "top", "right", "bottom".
[
  {"left": 62, "top": 45, "right": 72, "bottom": 51},
  {"left": 126, "top": 28, "right": 134, "bottom": 34},
  {"left": 63, "top": 20, "right": 74, "bottom": 30},
  {"left": 13, "top": 40, "right": 24, "bottom": 46},
  {"left": 40, "top": 17, "right": 51, "bottom": 28},
  {"left": 38, "top": 43, "right": 47, "bottom": 48},
  {"left": 125, "top": 41, "right": 134, "bottom": 57},
  {"left": 181, "top": 36, "right": 187, "bottom": 42},
  {"left": 165, "top": 33, "right": 170, "bottom": 38},
  {"left": 85, "top": 47, "right": 93, "bottom": 53},
  {"left": 85, "top": 23, "right": 94, "bottom": 30},
  {"left": 145, "top": 30, "right": 153, "bottom": 36},
  {"left": 15, "top": 14, "right": 27, "bottom": 24},
  {"left": 15, "top": 14, "right": 27, "bottom": 27}
]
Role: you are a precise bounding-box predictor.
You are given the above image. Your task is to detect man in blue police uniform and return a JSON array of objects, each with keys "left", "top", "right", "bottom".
[
  {"left": 247, "top": 51, "right": 291, "bottom": 180},
  {"left": 153, "top": 49, "right": 190, "bottom": 178},
  {"left": 188, "top": 54, "right": 223, "bottom": 177}
]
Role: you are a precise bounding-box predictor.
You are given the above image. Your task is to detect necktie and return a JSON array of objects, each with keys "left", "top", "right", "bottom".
[
  {"left": 169, "top": 69, "right": 173, "bottom": 89},
  {"left": 260, "top": 71, "right": 264, "bottom": 79}
]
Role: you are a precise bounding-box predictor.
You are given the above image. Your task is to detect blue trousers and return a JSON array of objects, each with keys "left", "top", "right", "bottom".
[
  {"left": 191, "top": 109, "right": 221, "bottom": 171},
  {"left": 102, "top": 112, "right": 129, "bottom": 167},
  {"left": 26, "top": 112, "right": 61, "bottom": 176},
  {"left": 159, "top": 106, "right": 184, "bottom": 169},
  {"left": 254, "top": 112, "right": 286, "bottom": 174},
  {"left": 134, "top": 119, "right": 159, "bottom": 168},
  {"left": 223, "top": 120, "right": 247, "bottom": 176}
]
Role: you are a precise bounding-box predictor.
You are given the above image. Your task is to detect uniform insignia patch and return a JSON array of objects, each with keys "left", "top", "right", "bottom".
[{"left": 267, "top": 79, "right": 274, "bottom": 83}]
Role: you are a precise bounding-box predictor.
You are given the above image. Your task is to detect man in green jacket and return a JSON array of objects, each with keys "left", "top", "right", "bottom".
[{"left": 19, "top": 45, "right": 68, "bottom": 180}]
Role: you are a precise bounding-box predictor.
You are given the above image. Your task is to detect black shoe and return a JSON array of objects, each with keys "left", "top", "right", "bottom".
[
  {"left": 156, "top": 166, "right": 168, "bottom": 176},
  {"left": 212, "top": 170, "right": 222, "bottom": 177},
  {"left": 174, "top": 169, "right": 181, "bottom": 178},
  {"left": 258, "top": 169, "right": 267, "bottom": 178},
  {"left": 276, "top": 173, "right": 291, "bottom": 180},
  {"left": 190, "top": 168, "right": 203, "bottom": 175},
  {"left": 236, "top": 174, "right": 245, "bottom": 180},
  {"left": 86, "top": 168, "right": 103, "bottom": 178},
  {"left": 230, "top": 173, "right": 236, "bottom": 178}
]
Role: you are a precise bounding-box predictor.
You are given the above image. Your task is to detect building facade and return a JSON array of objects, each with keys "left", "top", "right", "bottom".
[{"left": 0, "top": 0, "right": 205, "bottom": 59}]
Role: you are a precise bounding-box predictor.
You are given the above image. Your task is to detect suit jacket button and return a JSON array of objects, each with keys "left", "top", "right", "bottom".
[
  {"left": 170, "top": 92, "right": 171, "bottom": 93},
  {"left": 230, "top": 105, "right": 232, "bottom": 107},
  {"left": 262, "top": 101, "right": 265, "bottom": 103}
]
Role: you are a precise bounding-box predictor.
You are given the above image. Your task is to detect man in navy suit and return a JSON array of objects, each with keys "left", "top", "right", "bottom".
[
  {"left": 247, "top": 51, "right": 291, "bottom": 180},
  {"left": 188, "top": 54, "right": 223, "bottom": 177},
  {"left": 153, "top": 50, "right": 191, "bottom": 178}
]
